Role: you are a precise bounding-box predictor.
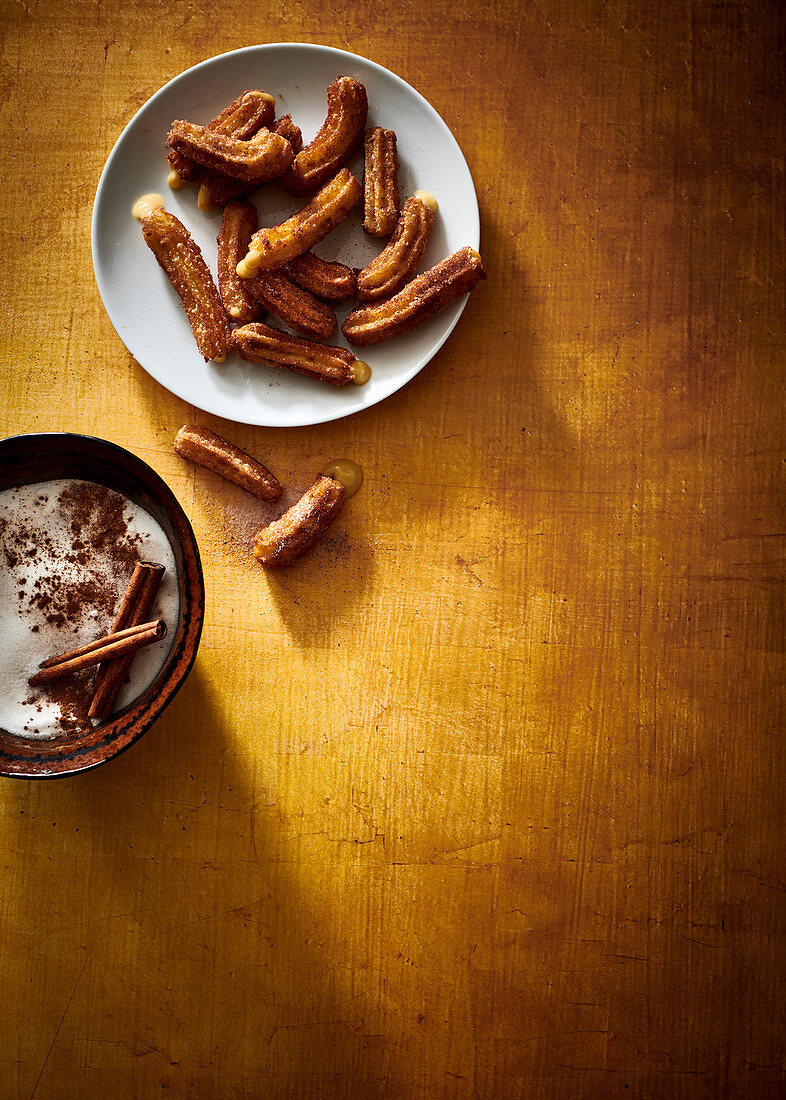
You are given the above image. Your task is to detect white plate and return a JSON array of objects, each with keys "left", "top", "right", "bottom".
[{"left": 91, "top": 43, "right": 480, "bottom": 428}]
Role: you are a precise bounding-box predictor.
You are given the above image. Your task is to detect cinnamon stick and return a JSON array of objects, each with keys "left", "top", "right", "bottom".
[
  {"left": 89, "top": 561, "right": 166, "bottom": 720},
  {"left": 29, "top": 620, "right": 167, "bottom": 686}
]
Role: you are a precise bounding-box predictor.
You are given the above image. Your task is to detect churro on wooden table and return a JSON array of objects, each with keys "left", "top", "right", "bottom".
[
  {"left": 174, "top": 425, "right": 282, "bottom": 501},
  {"left": 140, "top": 208, "right": 231, "bottom": 362},
  {"left": 232, "top": 322, "right": 371, "bottom": 387}
]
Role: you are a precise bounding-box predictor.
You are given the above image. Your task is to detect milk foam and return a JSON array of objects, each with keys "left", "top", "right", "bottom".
[{"left": 0, "top": 479, "right": 179, "bottom": 738}]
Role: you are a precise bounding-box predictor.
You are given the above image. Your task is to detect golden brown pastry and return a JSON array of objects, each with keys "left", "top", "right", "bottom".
[
  {"left": 167, "top": 90, "right": 275, "bottom": 186},
  {"left": 167, "top": 120, "right": 293, "bottom": 184},
  {"left": 201, "top": 114, "right": 305, "bottom": 208},
  {"left": 343, "top": 246, "right": 486, "bottom": 346},
  {"left": 253, "top": 475, "right": 345, "bottom": 567},
  {"left": 216, "top": 200, "right": 261, "bottom": 324},
  {"left": 283, "top": 76, "right": 367, "bottom": 195},
  {"left": 246, "top": 271, "right": 337, "bottom": 339},
  {"left": 232, "top": 322, "right": 371, "bottom": 387},
  {"left": 356, "top": 193, "right": 436, "bottom": 302},
  {"left": 282, "top": 251, "right": 357, "bottom": 302},
  {"left": 238, "top": 168, "right": 362, "bottom": 275},
  {"left": 174, "top": 425, "right": 282, "bottom": 501},
  {"left": 141, "top": 209, "right": 231, "bottom": 362},
  {"left": 363, "top": 127, "right": 399, "bottom": 236}
]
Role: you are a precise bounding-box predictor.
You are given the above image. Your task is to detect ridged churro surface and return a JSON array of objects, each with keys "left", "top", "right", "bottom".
[
  {"left": 167, "top": 121, "right": 293, "bottom": 183},
  {"left": 217, "top": 201, "right": 261, "bottom": 324},
  {"left": 141, "top": 209, "right": 231, "bottom": 361},
  {"left": 167, "top": 90, "right": 275, "bottom": 183},
  {"left": 174, "top": 425, "right": 282, "bottom": 501},
  {"left": 243, "top": 168, "right": 361, "bottom": 272},
  {"left": 203, "top": 114, "right": 305, "bottom": 207},
  {"left": 253, "top": 475, "right": 345, "bottom": 567},
  {"left": 283, "top": 251, "right": 357, "bottom": 301},
  {"left": 363, "top": 127, "right": 400, "bottom": 237},
  {"left": 232, "top": 322, "right": 363, "bottom": 387},
  {"left": 343, "top": 246, "right": 486, "bottom": 346},
  {"left": 284, "top": 76, "right": 367, "bottom": 194},
  {"left": 246, "top": 271, "right": 337, "bottom": 339},
  {"left": 356, "top": 194, "right": 435, "bottom": 302}
]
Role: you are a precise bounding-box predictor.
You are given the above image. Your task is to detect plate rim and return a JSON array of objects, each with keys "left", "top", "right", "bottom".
[{"left": 91, "top": 42, "right": 480, "bottom": 428}]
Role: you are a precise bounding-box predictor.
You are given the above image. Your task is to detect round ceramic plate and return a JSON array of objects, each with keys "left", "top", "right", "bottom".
[{"left": 91, "top": 43, "right": 480, "bottom": 428}]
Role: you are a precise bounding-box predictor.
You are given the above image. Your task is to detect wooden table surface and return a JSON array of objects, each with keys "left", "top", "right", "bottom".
[{"left": 1, "top": 1, "right": 784, "bottom": 1097}]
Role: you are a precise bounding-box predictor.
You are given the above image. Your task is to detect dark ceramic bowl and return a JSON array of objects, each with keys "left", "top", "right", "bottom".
[{"left": 0, "top": 433, "right": 204, "bottom": 779}]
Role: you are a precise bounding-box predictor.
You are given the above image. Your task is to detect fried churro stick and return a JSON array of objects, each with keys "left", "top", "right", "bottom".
[
  {"left": 246, "top": 271, "right": 337, "bottom": 339},
  {"left": 141, "top": 209, "right": 231, "bottom": 362},
  {"left": 282, "top": 251, "right": 357, "bottom": 302},
  {"left": 363, "top": 127, "right": 400, "bottom": 237},
  {"left": 356, "top": 192, "right": 436, "bottom": 303},
  {"left": 283, "top": 76, "right": 368, "bottom": 195},
  {"left": 233, "top": 322, "right": 371, "bottom": 387},
  {"left": 343, "top": 246, "right": 486, "bottom": 347},
  {"left": 167, "top": 90, "right": 276, "bottom": 188},
  {"left": 200, "top": 114, "right": 306, "bottom": 208},
  {"left": 217, "top": 201, "right": 262, "bottom": 324},
  {"left": 238, "top": 168, "right": 362, "bottom": 276},
  {"left": 174, "top": 425, "right": 282, "bottom": 501},
  {"left": 272, "top": 113, "right": 303, "bottom": 154},
  {"left": 167, "top": 121, "right": 294, "bottom": 184},
  {"left": 253, "top": 475, "right": 346, "bottom": 567}
]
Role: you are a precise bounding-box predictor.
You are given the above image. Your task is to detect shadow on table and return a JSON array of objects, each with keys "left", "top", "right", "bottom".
[{"left": 21, "top": 662, "right": 400, "bottom": 1096}]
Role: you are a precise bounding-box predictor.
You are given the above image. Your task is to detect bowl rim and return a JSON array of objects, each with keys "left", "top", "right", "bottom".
[{"left": 0, "top": 431, "right": 205, "bottom": 780}]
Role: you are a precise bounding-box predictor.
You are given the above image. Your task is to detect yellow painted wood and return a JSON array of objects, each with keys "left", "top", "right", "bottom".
[{"left": 1, "top": 1, "right": 784, "bottom": 1096}]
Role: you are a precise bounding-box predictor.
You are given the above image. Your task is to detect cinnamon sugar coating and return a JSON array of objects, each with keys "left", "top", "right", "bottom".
[
  {"left": 141, "top": 209, "right": 231, "bottom": 361},
  {"left": 342, "top": 246, "right": 486, "bottom": 347},
  {"left": 243, "top": 168, "right": 362, "bottom": 272},
  {"left": 174, "top": 425, "right": 282, "bottom": 502},
  {"left": 253, "top": 475, "right": 345, "bottom": 567},
  {"left": 246, "top": 270, "right": 337, "bottom": 339},
  {"left": 283, "top": 76, "right": 368, "bottom": 195},
  {"left": 232, "top": 322, "right": 361, "bottom": 387},
  {"left": 167, "top": 120, "right": 293, "bottom": 184},
  {"left": 217, "top": 201, "right": 261, "bottom": 324},
  {"left": 167, "top": 90, "right": 275, "bottom": 183},
  {"left": 363, "top": 127, "right": 400, "bottom": 237},
  {"left": 203, "top": 114, "right": 305, "bottom": 207},
  {"left": 356, "top": 194, "right": 435, "bottom": 303},
  {"left": 282, "top": 251, "right": 357, "bottom": 302}
]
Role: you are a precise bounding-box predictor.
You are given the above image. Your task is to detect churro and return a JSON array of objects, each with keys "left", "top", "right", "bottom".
[
  {"left": 253, "top": 475, "right": 346, "bottom": 567},
  {"left": 356, "top": 193, "right": 436, "bottom": 302},
  {"left": 283, "top": 76, "right": 367, "bottom": 195},
  {"left": 141, "top": 208, "right": 231, "bottom": 362},
  {"left": 232, "top": 322, "right": 371, "bottom": 387},
  {"left": 216, "top": 200, "right": 262, "bottom": 324},
  {"left": 246, "top": 271, "right": 337, "bottom": 339},
  {"left": 342, "top": 246, "right": 486, "bottom": 346},
  {"left": 282, "top": 251, "right": 357, "bottom": 302},
  {"left": 167, "top": 120, "right": 293, "bottom": 184},
  {"left": 363, "top": 127, "right": 399, "bottom": 237},
  {"left": 201, "top": 114, "right": 306, "bottom": 208},
  {"left": 167, "top": 90, "right": 275, "bottom": 187},
  {"left": 174, "top": 425, "right": 282, "bottom": 501},
  {"left": 238, "top": 168, "right": 362, "bottom": 275}
]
